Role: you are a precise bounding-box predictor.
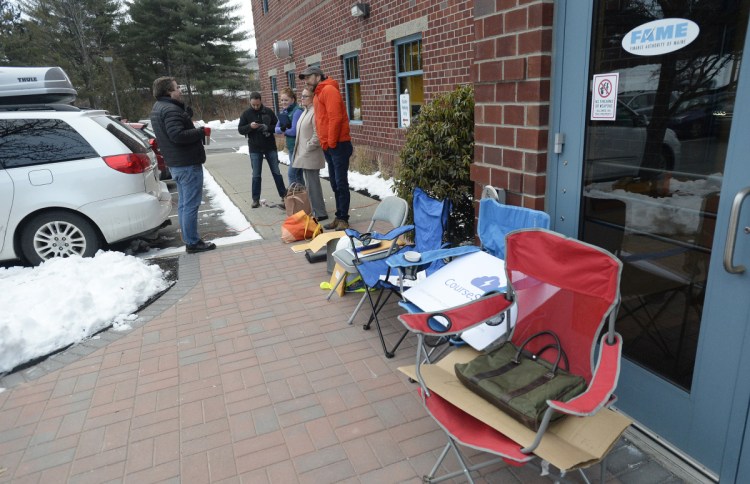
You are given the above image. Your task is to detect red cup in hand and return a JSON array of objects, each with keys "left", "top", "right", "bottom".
[{"left": 203, "top": 126, "right": 211, "bottom": 145}]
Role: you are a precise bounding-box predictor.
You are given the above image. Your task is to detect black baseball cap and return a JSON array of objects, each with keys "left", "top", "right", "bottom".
[{"left": 299, "top": 66, "right": 324, "bottom": 79}]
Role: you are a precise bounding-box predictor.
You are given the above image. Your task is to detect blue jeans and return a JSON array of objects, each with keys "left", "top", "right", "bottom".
[
  {"left": 324, "top": 141, "right": 353, "bottom": 221},
  {"left": 170, "top": 164, "right": 204, "bottom": 245},
  {"left": 250, "top": 150, "right": 287, "bottom": 201},
  {"left": 287, "top": 139, "right": 304, "bottom": 187},
  {"left": 287, "top": 165, "right": 305, "bottom": 187}
]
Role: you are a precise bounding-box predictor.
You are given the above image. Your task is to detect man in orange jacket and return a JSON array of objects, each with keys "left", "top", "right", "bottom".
[{"left": 300, "top": 66, "right": 353, "bottom": 230}]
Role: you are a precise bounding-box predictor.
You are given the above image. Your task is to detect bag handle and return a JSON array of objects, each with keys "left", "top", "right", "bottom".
[
  {"left": 286, "top": 182, "right": 307, "bottom": 197},
  {"left": 303, "top": 215, "right": 321, "bottom": 240},
  {"left": 513, "top": 330, "right": 569, "bottom": 375}
]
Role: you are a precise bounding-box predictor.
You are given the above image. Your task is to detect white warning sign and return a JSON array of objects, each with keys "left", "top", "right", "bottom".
[{"left": 590, "top": 73, "right": 619, "bottom": 121}]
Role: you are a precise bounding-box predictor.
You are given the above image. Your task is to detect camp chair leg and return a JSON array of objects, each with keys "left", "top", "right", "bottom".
[
  {"left": 596, "top": 455, "right": 608, "bottom": 484},
  {"left": 621, "top": 289, "right": 682, "bottom": 357},
  {"left": 448, "top": 437, "right": 476, "bottom": 484},
  {"left": 424, "top": 442, "right": 451, "bottom": 482},
  {"left": 385, "top": 330, "right": 409, "bottom": 358},
  {"left": 347, "top": 292, "right": 368, "bottom": 325},
  {"left": 575, "top": 467, "right": 594, "bottom": 484},
  {"left": 361, "top": 286, "right": 392, "bottom": 357},
  {"left": 362, "top": 286, "right": 391, "bottom": 330},
  {"left": 423, "top": 440, "right": 476, "bottom": 484},
  {"left": 360, "top": 285, "right": 408, "bottom": 358},
  {"left": 424, "top": 438, "right": 506, "bottom": 483},
  {"left": 526, "top": 459, "right": 599, "bottom": 484},
  {"left": 423, "top": 339, "right": 451, "bottom": 364},
  {"left": 326, "top": 273, "right": 345, "bottom": 301}
]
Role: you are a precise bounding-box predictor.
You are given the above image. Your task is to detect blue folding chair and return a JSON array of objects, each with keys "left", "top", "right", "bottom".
[
  {"left": 388, "top": 196, "right": 551, "bottom": 275},
  {"left": 346, "top": 188, "right": 458, "bottom": 358},
  {"left": 386, "top": 196, "right": 551, "bottom": 352}
]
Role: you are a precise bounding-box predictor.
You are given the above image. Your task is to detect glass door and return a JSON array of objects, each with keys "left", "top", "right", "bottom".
[
  {"left": 550, "top": 1, "right": 750, "bottom": 477},
  {"left": 581, "top": 2, "right": 748, "bottom": 392}
]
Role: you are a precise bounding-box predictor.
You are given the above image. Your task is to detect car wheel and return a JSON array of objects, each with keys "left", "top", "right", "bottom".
[{"left": 20, "top": 211, "right": 101, "bottom": 265}]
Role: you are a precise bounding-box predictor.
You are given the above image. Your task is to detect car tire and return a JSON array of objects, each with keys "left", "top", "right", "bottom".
[{"left": 20, "top": 211, "right": 101, "bottom": 265}]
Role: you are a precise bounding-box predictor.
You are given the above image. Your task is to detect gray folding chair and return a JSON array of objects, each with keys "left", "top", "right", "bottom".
[{"left": 326, "top": 196, "right": 409, "bottom": 317}]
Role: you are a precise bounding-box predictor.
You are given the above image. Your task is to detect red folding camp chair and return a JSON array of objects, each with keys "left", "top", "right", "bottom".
[{"left": 398, "top": 228, "right": 628, "bottom": 483}]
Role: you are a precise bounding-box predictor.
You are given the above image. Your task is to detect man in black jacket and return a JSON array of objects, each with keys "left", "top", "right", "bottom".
[
  {"left": 238, "top": 92, "right": 287, "bottom": 208},
  {"left": 150, "top": 77, "right": 215, "bottom": 253}
]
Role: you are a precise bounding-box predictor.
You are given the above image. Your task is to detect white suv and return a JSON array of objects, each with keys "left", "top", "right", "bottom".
[{"left": 0, "top": 67, "right": 172, "bottom": 265}]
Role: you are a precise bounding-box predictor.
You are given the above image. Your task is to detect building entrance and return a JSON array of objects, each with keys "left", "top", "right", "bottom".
[{"left": 550, "top": 1, "right": 750, "bottom": 479}]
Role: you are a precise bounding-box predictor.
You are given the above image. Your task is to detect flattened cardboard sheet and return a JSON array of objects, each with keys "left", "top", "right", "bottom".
[
  {"left": 399, "top": 346, "right": 631, "bottom": 471},
  {"left": 291, "top": 231, "right": 347, "bottom": 253}
]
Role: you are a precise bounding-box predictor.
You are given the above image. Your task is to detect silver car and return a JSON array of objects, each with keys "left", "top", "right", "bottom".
[
  {"left": 0, "top": 67, "right": 171, "bottom": 265},
  {"left": 586, "top": 101, "right": 682, "bottom": 183}
]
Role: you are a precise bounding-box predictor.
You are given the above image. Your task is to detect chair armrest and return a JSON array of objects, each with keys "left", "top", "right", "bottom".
[
  {"left": 547, "top": 333, "right": 622, "bottom": 417},
  {"left": 344, "top": 225, "right": 414, "bottom": 242},
  {"left": 343, "top": 226, "right": 414, "bottom": 265},
  {"left": 397, "top": 291, "right": 512, "bottom": 336},
  {"left": 386, "top": 245, "right": 481, "bottom": 269}
]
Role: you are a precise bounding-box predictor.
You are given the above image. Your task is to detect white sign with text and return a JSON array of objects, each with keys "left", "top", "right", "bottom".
[
  {"left": 399, "top": 91, "right": 411, "bottom": 127},
  {"left": 590, "top": 73, "right": 619, "bottom": 121}
]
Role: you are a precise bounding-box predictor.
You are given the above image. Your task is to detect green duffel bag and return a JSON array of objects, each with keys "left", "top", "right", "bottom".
[{"left": 455, "top": 330, "right": 587, "bottom": 430}]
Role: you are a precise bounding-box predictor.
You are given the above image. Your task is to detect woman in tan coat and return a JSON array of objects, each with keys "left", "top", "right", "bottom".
[{"left": 292, "top": 88, "right": 328, "bottom": 220}]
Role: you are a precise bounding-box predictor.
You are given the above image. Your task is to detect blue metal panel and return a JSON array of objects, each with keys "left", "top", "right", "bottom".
[{"left": 547, "top": 0, "right": 593, "bottom": 237}]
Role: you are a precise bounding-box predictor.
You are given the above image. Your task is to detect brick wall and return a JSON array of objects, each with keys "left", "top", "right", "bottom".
[
  {"left": 250, "top": 0, "right": 474, "bottom": 168},
  {"left": 472, "top": 0, "right": 554, "bottom": 210}
]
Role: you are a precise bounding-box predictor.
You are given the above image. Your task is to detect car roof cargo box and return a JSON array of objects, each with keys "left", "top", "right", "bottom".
[{"left": 0, "top": 66, "right": 77, "bottom": 105}]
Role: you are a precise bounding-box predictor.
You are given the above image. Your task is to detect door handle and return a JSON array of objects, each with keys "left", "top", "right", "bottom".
[{"left": 724, "top": 186, "right": 750, "bottom": 274}]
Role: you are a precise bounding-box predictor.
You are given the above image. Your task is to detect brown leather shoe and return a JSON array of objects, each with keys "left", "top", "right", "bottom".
[
  {"left": 335, "top": 219, "right": 349, "bottom": 230},
  {"left": 323, "top": 218, "right": 341, "bottom": 230}
]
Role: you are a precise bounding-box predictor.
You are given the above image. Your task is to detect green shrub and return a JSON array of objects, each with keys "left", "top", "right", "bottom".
[{"left": 395, "top": 84, "right": 475, "bottom": 245}]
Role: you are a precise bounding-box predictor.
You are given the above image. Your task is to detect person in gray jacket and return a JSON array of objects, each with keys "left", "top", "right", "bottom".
[
  {"left": 150, "top": 76, "right": 215, "bottom": 254},
  {"left": 292, "top": 88, "right": 328, "bottom": 220}
]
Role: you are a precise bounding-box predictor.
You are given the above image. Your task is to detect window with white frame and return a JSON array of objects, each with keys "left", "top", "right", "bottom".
[
  {"left": 343, "top": 53, "right": 362, "bottom": 122},
  {"left": 287, "top": 71, "right": 296, "bottom": 89},
  {"left": 270, "top": 76, "right": 279, "bottom": 113},
  {"left": 395, "top": 34, "right": 424, "bottom": 127}
]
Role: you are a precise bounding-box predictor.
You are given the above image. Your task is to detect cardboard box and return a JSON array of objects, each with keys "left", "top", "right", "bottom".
[
  {"left": 329, "top": 262, "right": 347, "bottom": 297},
  {"left": 324, "top": 238, "right": 403, "bottom": 298},
  {"left": 399, "top": 346, "right": 631, "bottom": 471}
]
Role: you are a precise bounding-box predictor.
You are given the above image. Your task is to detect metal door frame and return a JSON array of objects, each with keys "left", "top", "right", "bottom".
[{"left": 547, "top": 1, "right": 750, "bottom": 478}]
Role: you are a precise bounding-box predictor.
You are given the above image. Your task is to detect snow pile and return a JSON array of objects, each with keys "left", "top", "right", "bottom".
[
  {"left": 585, "top": 174, "right": 722, "bottom": 235},
  {"left": 206, "top": 118, "right": 240, "bottom": 130},
  {"left": 0, "top": 252, "right": 169, "bottom": 373},
  {"left": 232, "top": 146, "right": 396, "bottom": 199}
]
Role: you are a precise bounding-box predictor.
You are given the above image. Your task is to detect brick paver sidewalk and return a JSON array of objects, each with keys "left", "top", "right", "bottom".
[
  {"left": 0, "top": 241, "right": 522, "bottom": 483},
  {"left": 0, "top": 239, "right": 694, "bottom": 483}
]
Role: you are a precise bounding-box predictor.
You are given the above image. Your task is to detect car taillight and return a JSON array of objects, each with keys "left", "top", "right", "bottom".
[{"left": 103, "top": 153, "right": 151, "bottom": 174}]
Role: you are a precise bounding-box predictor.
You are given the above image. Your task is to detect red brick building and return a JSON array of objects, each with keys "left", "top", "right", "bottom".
[
  {"left": 252, "top": 3, "right": 750, "bottom": 479},
  {"left": 252, "top": 0, "right": 552, "bottom": 205},
  {"left": 472, "top": 0, "right": 553, "bottom": 210}
]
